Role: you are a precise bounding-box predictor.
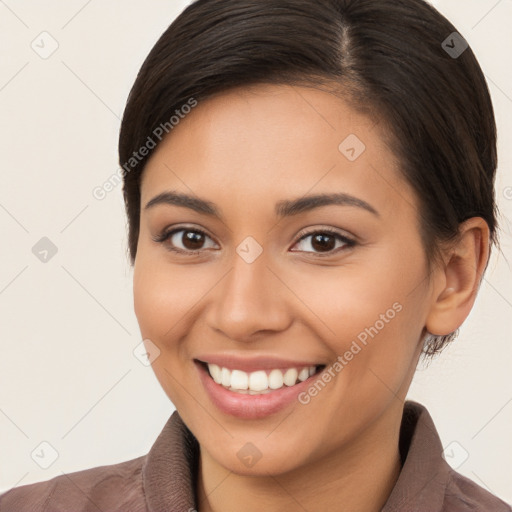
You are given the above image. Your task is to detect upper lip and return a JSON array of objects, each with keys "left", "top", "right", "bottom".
[{"left": 195, "top": 354, "right": 326, "bottom": 373}]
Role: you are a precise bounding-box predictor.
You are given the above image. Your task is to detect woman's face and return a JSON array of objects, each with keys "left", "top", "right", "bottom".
[{"left": 134, "top": 84, "right": 437, "bottom": 475}]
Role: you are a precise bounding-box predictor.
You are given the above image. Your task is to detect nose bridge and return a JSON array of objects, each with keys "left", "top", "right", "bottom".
[{"left": 207, "top": 241, "right": 290, "bottom": 340}]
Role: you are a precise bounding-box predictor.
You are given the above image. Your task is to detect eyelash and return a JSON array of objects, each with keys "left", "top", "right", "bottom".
[{"left": 152, "top": 225, "right": 356, "bottom": 258}]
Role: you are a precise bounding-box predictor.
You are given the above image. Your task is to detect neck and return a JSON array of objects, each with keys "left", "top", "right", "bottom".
[{"left": 196, "top": 403, "right": 404, "bottom": 512}]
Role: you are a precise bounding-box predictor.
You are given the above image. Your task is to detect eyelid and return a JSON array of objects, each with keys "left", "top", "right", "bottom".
[
  {"left": 150, "top": 225, "right": 214, "bottom": 256},
  {"left": 294, "top": 225, "right": 355, "bottom": 243},
  {"left": 290, "top": 226, "right": 356, "bottom": 255}
]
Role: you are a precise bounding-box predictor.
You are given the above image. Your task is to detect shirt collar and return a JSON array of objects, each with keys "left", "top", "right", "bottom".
[
  {"left": 382, "top": 400, "right": 450, "bottom": 511},
  {"left": 142, "top": 410, "right": 199, "bottom": 511},
  {"left": 142, "top": 400, "right": 451, "bottom": 511}
]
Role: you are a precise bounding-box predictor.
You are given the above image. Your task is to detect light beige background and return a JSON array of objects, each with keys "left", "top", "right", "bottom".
[{"left": 0, "top": 0, "right": 511, "bottom": 504}]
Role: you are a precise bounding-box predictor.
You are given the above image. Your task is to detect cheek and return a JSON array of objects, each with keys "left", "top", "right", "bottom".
[
  {"left": 293, "top": 261, "right": 422, "bottom": 338},
  {"left": 290, "top": 250, "right": 427, "bottom": 382},
  {"left": 133, "top": 253, "right": 201, "bottom": 340},
  {"left": 132, "top": 253, "right": 200, "bottom": 406}
]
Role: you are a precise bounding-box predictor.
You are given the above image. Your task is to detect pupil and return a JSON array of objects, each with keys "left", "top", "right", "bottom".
[
  {"left": 183, "top": 231, "right": 204, "bottom": 250},
  {"left": 312, "top": 234, "right": 334, "bottom": 252}
]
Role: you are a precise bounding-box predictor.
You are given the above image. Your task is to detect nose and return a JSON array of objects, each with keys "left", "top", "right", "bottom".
[{"left": 205, "top": 248, "right": 292, "bottom": 342}]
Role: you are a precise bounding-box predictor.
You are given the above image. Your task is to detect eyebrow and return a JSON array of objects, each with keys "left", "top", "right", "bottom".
[{"left": 144, "top": 190, "right": 380, "bottom": 219}]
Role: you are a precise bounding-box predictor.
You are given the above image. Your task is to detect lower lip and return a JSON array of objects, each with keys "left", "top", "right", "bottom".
[{"left": 196, "top": 361, "right": 321, "bottom": 419}]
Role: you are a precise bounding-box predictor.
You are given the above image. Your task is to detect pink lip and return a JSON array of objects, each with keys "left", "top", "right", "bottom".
[
  {"left": 195, "top": 353, "right": 322, "bottom": 373},
  {"left": 195, "top": 360, "right": 323, "bottom": 419}
]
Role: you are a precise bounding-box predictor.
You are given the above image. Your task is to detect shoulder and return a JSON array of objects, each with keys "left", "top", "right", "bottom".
[
  {"left": 0, "top": 454, "right": 147, "bottom": 512},
  {"left": 443, "top": 467, "right": 512, "bottom": 511},
  {"left": 390, "top": 401, "right": 511, "bottom": 512}
]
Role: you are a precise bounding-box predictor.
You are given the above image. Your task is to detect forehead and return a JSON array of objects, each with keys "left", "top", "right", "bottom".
[{"left": 140, "top": 83, "right": 415, "bottom": 221}]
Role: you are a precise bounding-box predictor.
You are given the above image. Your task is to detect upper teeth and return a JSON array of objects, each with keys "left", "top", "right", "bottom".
[{"left": 207, "top": 363, "right": 317, "bottom": 393}]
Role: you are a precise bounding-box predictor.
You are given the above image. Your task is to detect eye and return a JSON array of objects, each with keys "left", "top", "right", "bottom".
[
  {"left": 152, "top": 226, "right": 218, "bottom": 255},
  {"left": 153, "top": 225, "right": 356, "bottom": 257},
  {"left": 291, "top": 228, "right": 356, "bottom": 256}
]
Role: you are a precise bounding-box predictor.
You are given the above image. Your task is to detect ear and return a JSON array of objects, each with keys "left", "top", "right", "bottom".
[{"left": 425, "top": 217, "right": 490, "bottom": 337}]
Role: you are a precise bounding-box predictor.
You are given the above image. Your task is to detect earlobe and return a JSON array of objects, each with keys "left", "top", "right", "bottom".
[{"left": 425, "top": 218, "right": 490, "bottom": 337}]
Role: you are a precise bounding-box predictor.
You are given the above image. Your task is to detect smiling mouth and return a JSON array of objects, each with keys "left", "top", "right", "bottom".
[{"left": 198, "top": 360, "right": 326, "bottom": 395}]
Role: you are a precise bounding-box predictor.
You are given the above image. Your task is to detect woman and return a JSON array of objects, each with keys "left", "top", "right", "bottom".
[{"left": 1, "top": 0, "right": 510, "bottom": 510}]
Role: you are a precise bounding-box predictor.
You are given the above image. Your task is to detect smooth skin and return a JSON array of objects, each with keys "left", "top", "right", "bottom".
[{"left": 133, "top": 84, "right": 489, "bottom": 512}]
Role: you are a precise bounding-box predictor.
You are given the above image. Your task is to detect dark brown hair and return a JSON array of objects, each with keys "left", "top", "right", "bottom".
[{"left": 119, "top": 0, "right": 499, "bottom": 357}]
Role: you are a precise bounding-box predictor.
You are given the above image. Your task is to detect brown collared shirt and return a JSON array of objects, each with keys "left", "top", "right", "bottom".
[{"left": 1, "top": 400, "right": 510, "bottom": 511}]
